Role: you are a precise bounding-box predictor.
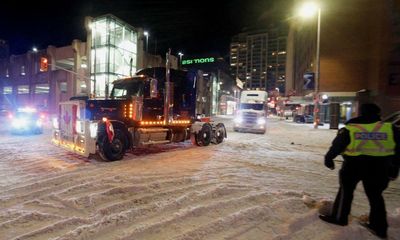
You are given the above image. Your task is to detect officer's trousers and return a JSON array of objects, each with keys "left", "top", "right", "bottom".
[{"left": 331, "top": 158, "right": 389, "bottom": 235}]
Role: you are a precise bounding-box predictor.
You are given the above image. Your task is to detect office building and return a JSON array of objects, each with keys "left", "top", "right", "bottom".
[
  {"left": 285, "top": 0, "right": 400, "bottom": 118},
  {"left": 230, "top": 25, "right": 288, "bottom": 92}
]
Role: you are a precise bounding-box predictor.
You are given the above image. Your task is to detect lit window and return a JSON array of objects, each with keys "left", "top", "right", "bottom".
[
  {"left": 3, "top": 86, "right": 12, "bottom": 94},
  {"left": 17, "top": 85, "right": 29, "bottom": 94},
  {"left": 35, "top": 84, "right": 50, "bottom": 94},
  {"left": 60, "top": 82, "right": 67, "bottom": 93}
]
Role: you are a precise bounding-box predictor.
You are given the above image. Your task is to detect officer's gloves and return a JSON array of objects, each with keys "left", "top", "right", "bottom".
[{"left": 324, "top": 157, "right": 335, "bottom": 170}]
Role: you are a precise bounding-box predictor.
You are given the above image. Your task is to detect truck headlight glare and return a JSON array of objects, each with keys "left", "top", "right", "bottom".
[
  {"left": 76, "top": 121, "right": 83, "bottom": 133},
  {"left": 52, "top": 118, "right": 59, "bottom": 129},
  {"left": 90, "top": 122, "right": 98, "bottom": 138},
  {"left": 257, "top": 118, "right": 266, "bottom": 125},
  {"left": 234, "top": 116, "right": 243, "bottom": 124}
]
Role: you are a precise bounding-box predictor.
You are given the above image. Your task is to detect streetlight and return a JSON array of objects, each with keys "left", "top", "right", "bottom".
[
  {"left": 144, "top": 31, "right": 149, "bottom": 52},
  {"left": 32, "top": 47, "right": 38, "bottom": 53},
  {"left": 299, "top": 2, "right": 321, "bottom": 129},
  {"left": 178, "top": 52, "right": 184, "bottom": 69}
]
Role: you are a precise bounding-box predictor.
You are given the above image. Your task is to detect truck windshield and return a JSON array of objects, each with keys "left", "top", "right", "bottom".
[
  {"left": 240, "top": 103, "right": 264, "bottom": 111},
  {"left": 111, "top": 81, "right": 144, "bottom": 99}
]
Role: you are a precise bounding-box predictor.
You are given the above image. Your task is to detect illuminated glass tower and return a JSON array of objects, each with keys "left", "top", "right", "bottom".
[{"left": 87, "top": 14, "right": 140, "bottom": 98}]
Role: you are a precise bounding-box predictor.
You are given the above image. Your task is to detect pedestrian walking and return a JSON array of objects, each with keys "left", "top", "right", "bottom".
[{"left": 319, "top": 103, "right": 400, "bottom": 239}]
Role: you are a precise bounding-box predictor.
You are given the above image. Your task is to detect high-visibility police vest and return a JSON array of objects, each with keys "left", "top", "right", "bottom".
[{"left": 343, "top": 122, "right": 395, "bottom": 156}]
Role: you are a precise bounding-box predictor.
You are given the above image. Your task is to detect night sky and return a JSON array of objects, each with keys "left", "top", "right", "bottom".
[{"left": 1, "top": 0, "right": 291, "bottom": 57}]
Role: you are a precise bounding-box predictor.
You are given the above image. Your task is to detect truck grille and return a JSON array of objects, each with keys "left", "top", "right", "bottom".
[{"left": 242, "top": 112, "right": 258, "bottom": 124}]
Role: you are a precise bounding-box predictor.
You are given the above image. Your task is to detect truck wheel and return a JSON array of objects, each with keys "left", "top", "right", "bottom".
[
  {"left": 191, "top": 123, "right": 212, "bottom": 146},
  {"left": 215, "top": 123, "right": 226, "bottom": 144},
  {"left": 98, "top": 129, "right": 126, "bottom": 161}
]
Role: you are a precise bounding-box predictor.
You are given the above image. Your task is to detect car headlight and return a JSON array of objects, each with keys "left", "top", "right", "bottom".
[
  {"left": 257, "top": 118, "right": 266, "bottom": 125},
  {"left": 52, "top": 118, "right": 59, "bottom": 129},
  {"left": 234, "top": 116, "right": 243, "bottom": 124},
  {"left": 36, "top": 119, "right": 42, "bottom": 127},
  {"left": 12, "top": 118, "right": 28, "bottom": 128}
]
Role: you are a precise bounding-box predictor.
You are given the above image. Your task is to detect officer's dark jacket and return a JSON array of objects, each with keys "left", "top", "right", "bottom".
[{"left": 325, "top": 114, "right": 400, "bottom": 177}]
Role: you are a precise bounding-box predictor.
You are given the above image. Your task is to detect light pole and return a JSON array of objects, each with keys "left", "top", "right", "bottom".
[
  {"left": 178, "top": 52, "right": 183, "bottom": 69},
  {"left": 299, "top": 2, "right": 321, "bottom": 129},
  {"left": 144, "top": 31, "right": 149, "bottom": 52}
]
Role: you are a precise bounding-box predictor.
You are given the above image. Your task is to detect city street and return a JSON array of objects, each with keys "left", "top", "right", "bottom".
[{"left": 0, "top": 116, "right": 399, "bottom": 240}]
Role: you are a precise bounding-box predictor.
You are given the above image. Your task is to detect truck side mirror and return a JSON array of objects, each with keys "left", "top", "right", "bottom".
[{"left": 150, "top": 78, "right": 158, "bottom": 98}]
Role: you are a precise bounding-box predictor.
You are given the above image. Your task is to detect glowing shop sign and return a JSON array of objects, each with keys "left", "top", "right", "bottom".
[{"left": 182, "top": 57, "right": 215, "bottom": 65}]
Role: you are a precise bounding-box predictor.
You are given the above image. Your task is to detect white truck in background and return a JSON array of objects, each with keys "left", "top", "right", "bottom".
[{"left": 233, "top": 90, "right": 268, "bottom": 134}]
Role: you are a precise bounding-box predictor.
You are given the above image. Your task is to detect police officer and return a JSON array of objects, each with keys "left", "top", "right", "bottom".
[{"left": 319, "top": 103, "right": 400, "bottom": 239}]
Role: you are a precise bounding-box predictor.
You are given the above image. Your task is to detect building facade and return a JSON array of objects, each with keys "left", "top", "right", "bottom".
[
  {"left": 0, "top": 41, "right": 87, "bottom": 114},
  {"left": 0, "top": 14, "right": 163, "bottom": 114},
  {"left": 181, "top": 54, "right": 236, "bottom": 115},
  {"left": 86, "top": 14, "right": 145, "bottom": 98},
  {"left": 230, "top": 25, "right": 288, "bottom": 93},
  {"left": 285, "top": 0, "right": 400, "bottom": 119}
]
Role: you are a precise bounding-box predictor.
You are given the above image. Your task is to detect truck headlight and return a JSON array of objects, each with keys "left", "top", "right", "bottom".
[
  {"left": 52, "top": 118, "right": 59, "bottom": 129},
  {"left": 90, "top": 122, "right": 98, "bottom": 138},
  {"left": 257, "top": 118, "right": 266, "bottom": 125},
  {"left": 234, "top": 116, "right": 243, "bottom": 124},
  {"left": 76, "top": 121, "right": 83, "bottom": 133}
]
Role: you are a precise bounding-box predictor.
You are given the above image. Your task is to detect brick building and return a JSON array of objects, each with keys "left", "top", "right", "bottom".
[{"left": 285, "top": 0, "right": 400, "bottom": 119}]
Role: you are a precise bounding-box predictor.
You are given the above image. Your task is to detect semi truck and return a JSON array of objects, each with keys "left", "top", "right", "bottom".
[
  {"left": 233, "top": 90, "right": 268, "bottom": 134},
  {"left": 52, "top": 66, "right": 227, "bottom": 161}
]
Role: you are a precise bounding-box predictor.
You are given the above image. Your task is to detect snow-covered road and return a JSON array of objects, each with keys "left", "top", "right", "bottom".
[{"left": 0, "top": 116, "right": 399, "bottom": 240}]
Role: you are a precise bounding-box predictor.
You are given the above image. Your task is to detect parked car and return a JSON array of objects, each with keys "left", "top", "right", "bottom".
[
  {"left": 0, "top": 105, "right": 12, "bottom": 118},
  {"left": 9, "top": 107, "right": 44, "bottom": 134},
  {"left": 294, "top": 114, "right": 314, "bottom": 124}
]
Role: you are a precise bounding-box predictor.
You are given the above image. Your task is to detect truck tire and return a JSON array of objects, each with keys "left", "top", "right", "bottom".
[
  {"left": 215, "top": 123, "right": 226, "bottom": 144},
  {"left": 98, "top": 129, "right": 127, "bottom": 161},
  {"left": 191, "top": 123, "right": 212, "bottom": 146}
]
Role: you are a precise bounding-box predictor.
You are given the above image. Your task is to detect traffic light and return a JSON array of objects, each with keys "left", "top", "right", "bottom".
[{"left": 40, "top": 57, "right": 48, "bottom": 72}]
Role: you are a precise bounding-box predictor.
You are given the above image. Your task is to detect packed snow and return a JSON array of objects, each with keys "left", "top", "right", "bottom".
[{"left": 0, "top": 116, "right": 399, "bottom": 240}]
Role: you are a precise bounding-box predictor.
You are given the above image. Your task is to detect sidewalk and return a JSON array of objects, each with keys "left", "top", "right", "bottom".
[
  {"left": 214, "top": 114, "right": 345, "bottom": 130},
  {"left": 268, "top": 115, "right": 345, "bottom": 130}
]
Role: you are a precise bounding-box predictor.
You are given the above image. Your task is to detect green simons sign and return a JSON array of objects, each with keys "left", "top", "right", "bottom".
[{"left": 182, "top": 57, "right": 215, "bottom": 65}]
